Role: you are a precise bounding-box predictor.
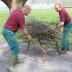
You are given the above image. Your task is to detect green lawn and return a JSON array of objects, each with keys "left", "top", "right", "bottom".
[
  {"left": 0, "top": 8, "right": 72, "bottom": 40},
  {"left": 0, "top": 10, "right": 9, "bottom": 40},
  {"left": 28, "top": 8, "right": 72, "bottom": 23},
  {"left": 0, "top": 8, "right": 72, "bottom": 50},
  {"left": 28, "top": 9, "right": 59, "bottom": 24}
]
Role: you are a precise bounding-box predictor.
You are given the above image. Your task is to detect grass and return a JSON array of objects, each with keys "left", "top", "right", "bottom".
[
  {"left": 0, "top": 9, "right": 59, "bottom": 40},
  {"left": 28, "top": 8, "right": 72, "bottom": 23},
  {"left": 28, "top": 9, "right": 59, "bottom": 24},
  {"left": 0, "top": 10, "right": 9, "bottom": 40},
  {"left": 0, "top": 8, "right": 72, "bottom": 50}
]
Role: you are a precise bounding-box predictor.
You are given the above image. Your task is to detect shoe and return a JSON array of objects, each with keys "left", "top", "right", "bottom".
[
  {"left": 60, "top": 48, "right": 67, "bottom": 54},
  {"left": 7, "top": 66, "right": 17, "bottom": 72},
  {"left": 7, "top": 52, "right": 18, "bottom": 72},
  {"left": 9, "top": 52, "right": 19, "bottom": 66}
]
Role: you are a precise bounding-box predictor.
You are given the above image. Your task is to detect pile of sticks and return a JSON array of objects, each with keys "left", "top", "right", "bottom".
[{"left": 18, "top": 18, "right": 63, "bottom": 62}]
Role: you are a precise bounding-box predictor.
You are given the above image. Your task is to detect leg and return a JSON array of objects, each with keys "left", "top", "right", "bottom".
[
  {"left": 61, "top": 24, "right": 70, "bottom": 51},
  {"left": 67, "top": 22, "right": 72, "bottom": 50},
  {"left": 2, "top": 29, "right": 20, "bottom": 72}
]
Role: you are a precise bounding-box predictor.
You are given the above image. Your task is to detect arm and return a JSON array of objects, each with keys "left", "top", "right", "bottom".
[
  {"left": 19, "top": 15, "right": 32, "bottom": 41},
  {"left": 58, "top": 10, "right": 65, "bottom": 28},
  {"left": 58, "top": 22, "right": 64, "bottom": 28},
  {"left": 21, "top": 28, "right": 32, "bottom": 41},
  {"left": 70, "top": 17, "right": 72, "bottom": 19}
]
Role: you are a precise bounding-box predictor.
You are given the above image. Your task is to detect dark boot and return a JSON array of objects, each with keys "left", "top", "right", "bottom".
[{"left": 60, "top": 48, "right": 67, "bottom": 54}]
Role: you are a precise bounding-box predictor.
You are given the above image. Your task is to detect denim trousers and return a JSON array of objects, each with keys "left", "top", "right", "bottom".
[
  {"left": 62, "top": 21, "right": 72, "bottom": 49},
  {"left": 2, "top": 28, "right": 20, "bottom": 55}
]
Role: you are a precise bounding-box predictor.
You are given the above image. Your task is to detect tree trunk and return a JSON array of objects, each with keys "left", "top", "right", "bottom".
[{"left": 1, "top": 0, "right": 28, "bottom": 9}]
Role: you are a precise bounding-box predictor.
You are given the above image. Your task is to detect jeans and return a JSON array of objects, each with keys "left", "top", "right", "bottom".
[
  {"left": 62, "top": 21, "right": 72, "bottom": 49},
  {"left": 2, "top": 28, "right": 20, "bottom": 55}
]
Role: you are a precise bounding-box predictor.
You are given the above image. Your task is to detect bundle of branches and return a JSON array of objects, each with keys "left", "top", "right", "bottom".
[
  {"left": 26, "top": 18, "right": 62, "bottom": 41},
  {"left": 17, "top": 18, "right": 62, "bottom": 54},
  {"left": 26, "top": 18, "right": 48, "bottom": 39}
]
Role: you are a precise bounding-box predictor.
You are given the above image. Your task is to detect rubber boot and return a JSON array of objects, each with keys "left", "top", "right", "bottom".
[{"left": 7, "top": 52, "right": 18, "bottom": 72}]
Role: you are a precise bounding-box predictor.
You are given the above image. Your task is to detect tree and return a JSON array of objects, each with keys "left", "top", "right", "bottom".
[{"left": 1, "top": 0, "right": 28, "bottom": 9}]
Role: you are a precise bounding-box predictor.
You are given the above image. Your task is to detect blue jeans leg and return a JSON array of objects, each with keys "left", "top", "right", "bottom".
[
  {"left": 62, "top": 26, "right": 69, "bottom": 49},
  {"left": 62, "top": 22, "right": 72, "bottom": 50},
  {"left": 2, "top": 29, "right": 20, "bottom": 56}
]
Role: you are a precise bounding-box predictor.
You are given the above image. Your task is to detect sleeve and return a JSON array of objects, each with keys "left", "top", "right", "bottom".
[
  {"left": 18, "top": 14, "right": 25, "bottom": 32},
  {"left": 59, "top": 11, "right": 65, "bottom": 22}
]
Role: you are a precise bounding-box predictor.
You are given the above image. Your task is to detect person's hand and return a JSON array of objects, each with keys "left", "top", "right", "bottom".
[
  {"left": 27, "top": 35, "right": 32, "bottom": 41},
  {"left": 70, "top": 17, "right": 72, "bottom": 19}
]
